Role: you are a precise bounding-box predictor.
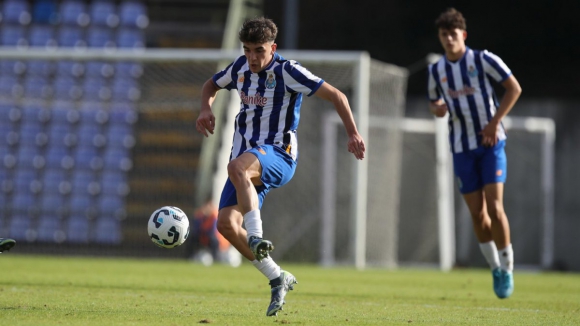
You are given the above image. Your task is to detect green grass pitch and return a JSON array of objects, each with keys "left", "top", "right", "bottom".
[{"left": 0, "top": 255, "right": 579, "bottom": 325}]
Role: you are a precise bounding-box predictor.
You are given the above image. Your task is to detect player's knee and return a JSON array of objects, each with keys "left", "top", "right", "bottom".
[
  {"left": 227, "top": 160, "right": 247, "bottom": 182},
  {"left": 216, "top": 217, "right": 233, "bottom": 237},
  {"left": 487, "top": 202, "right": 506, "bottom": 221}
]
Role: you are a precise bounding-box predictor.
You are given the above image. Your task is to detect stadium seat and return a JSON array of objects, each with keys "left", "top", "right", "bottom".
[
  {"left": 111, "top": 77, "right": 140, "bottom": 101},
  {"left": 119, "top": 1, "right": 148, "bottom": 29},
  {"left": 15, "top": 146, "right": 44, "bottom": 170},
  {"left": 13, "top": 167, "right": 38, "bottom": 193},
  {"left": 114, "top": 61, "right": 143, "bottom": 78},
  {"left": 80, "top": 102, "right": 109, "bottom": 125},
  {"left": 8, "top": 214, "right": 32, "bottom": 241},
  {"left": 41, "top": 168, "right": 70, "bottom": 195},
  {"left": 0, "top": 60, "right": 26, "bottom": 76},
  {"left": 39, "top": 193, "right": 67, "bottom": 216},
  {"left": 45, "top": 145, "right": 74, "bottom": 169},
  {"left": 66, "top": 214, "right": 90, "bottom": 243},
  {"left": 94, "top": 217, "right": 121, "bottom": 244},
  {"left": 106, "top": 124, "right": 135, "bottom": 149},
  {"left": 2, "top": 0, "right": 31, "bottom": 25},
  {"left": 36, "top": 214, "right": 62, "bottom": 242},
  {"left": 70, "top": 170, "right": 99, "bottom": 195},
  {"left": 69, "top": 193, "right": 97, "bottom": 218},
  {"left": 110, "top": 102, "right": 138, "bottom": 124},
  {"left": 0, "top": 75, "right": 24, "bottom": 98},
  {"left": 0, "top": 25, "right": 28, "bottom": 47},
  {"left": 86, "top": 26, "right": 115, "bottom": 48},
  {"left": 59, "top": 0, "right": 90, "bottom": 27},
  {"left": 0, "top": 147, "right": 16, "bottom": 169},
  {"left": 100, "top": 170, "right": 129, "bottom": 196},
  {"left": 116, "top": 28, "right": 144, "bottom": 48},
  {"left": 19, "top": 122, "right": 47, "bottom": 149},
  {"left": 28, "top": 24, "right": 57, "bottom": 48},
  {"left": 11, "top": 192, "right": 37, "bottom": 215},
  {"left": 82, "top": 77, "right": 111, "bottom": 101},
  {"left": 56, "top": 60, "right": 85, "bottom": 77},
  {"left": 32, "top": 0, "right": 58, "bottom": 25},
  {"left": 27, "top": 60, "right": 54, "bottom": 77},
  {"left": 103, "top": 147, "right": 132, "bottom": 171},
  {"left": 85, "top": 61, "right": 114, "bottom": 78},
  {"left": 23, "top": 75, "right": 52, "bottom": 100},
  {"left": 76, "top": 122, "right": 105, "bottom": 147},
  {"left": 57, "top": 26, "right": 86, "bottom": 48},
  {"left": 73, "top": 146, "right": 103, "bottom": 170},
  {"left": 90, "top": 0, "right": 119, "bottom": 28},
  {"left": 50, "top": 100, "right": 81, "bottom": 125},
  {"left": 53, "top": 76, "right": 83, "bottom": 100}
]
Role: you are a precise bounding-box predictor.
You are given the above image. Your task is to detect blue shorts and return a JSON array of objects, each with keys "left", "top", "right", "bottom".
[
  {"left": 453, "top": 140, "right": 507, "bottom": 194},
  {"left": 218, "top": 145, "right": 297, "bottom": 210}
]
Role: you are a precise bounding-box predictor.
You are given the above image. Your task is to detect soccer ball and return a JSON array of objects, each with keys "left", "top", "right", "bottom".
[{"left": 148, "top": 206, "right": 190, "bottom": 249}]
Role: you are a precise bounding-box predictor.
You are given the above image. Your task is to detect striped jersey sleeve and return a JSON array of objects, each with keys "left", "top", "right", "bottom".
[
  {"left": 481, "top": 50, "right": 512, "bottom": 83},
  {"left": 282, "top": 60, "right": 324, "bottom": 96}
]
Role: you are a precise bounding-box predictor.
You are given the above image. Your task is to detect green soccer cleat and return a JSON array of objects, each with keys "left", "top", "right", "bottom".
[
  {"left": 0, "top": 238, "right": 16, "bottom": 253},
  {"left": 266, "top": 270, "right": 298, "bottom": 317},
  {"left": 493, "top": 268, "right": 514, "bottom": 299},
  {"left": 248, "top": 236, "right": 274, "bottom": 262}
]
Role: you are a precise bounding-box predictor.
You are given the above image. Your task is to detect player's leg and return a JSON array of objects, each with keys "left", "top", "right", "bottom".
[
  {"left": 0, "top": 238, "right": 16, "bottom": 253},
  {"left": 216, "top": 205, "right": 255, "bottom": 260}
]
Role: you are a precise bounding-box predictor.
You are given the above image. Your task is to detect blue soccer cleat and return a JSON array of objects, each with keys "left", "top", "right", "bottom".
[
  {"left": 0, "top": 238, "right": 16, "bottom": 253},
  {"left": 492, "top": 268, "right": 514, "bottom": 299},
  {"left": 248, "top": 236, "right": 274, "bottom": 262},
  {"left": 266, "top": 270, "right": 297, "bottom": 317}
]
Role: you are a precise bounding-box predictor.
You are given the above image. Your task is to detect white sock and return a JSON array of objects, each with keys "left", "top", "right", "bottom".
[
  {"left": 498, "top": 244, "right": 514, "bottom": 272},
  {"left": 479, "top": 241, "right": 500, "bottom": 270},
  {"left": 252, "top": 257, "right": 281, "bottom": 280},
  {"left": 243, "top": 209, "right": 262, "bottom": 241}
]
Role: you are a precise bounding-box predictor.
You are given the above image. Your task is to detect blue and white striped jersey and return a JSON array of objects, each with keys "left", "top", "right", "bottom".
[
  {"left": 213, "top": 52, "right": 324, "bottom": 161},
  {"left": 427, "top": 47, "right": 512, "bottom": 153}
]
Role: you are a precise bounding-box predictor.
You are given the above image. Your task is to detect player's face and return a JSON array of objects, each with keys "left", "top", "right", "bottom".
[
  {"left": 438, "top": 28, "right": 467, "bottom": 57},
  {"left": 243, "top": 42, "right": 277, "bottom": 73}
]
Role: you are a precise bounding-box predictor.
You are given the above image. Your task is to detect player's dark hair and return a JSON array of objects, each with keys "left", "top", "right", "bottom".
[
  {"left": 239, "top": 17, "right": 278, "bottom": 44},
  {"left": 435, "top": 8, "right": 466, "bottom": 30}
]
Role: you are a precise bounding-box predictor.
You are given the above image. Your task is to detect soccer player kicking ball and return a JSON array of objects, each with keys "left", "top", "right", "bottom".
[
  {"left": 196, "top": 17, "right": 366, "bottom": 316},
  {"left": 427, "top": 8, "right": 522, "bottom": 299}
]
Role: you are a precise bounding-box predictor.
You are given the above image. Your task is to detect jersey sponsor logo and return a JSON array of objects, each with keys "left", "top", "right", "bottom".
[
  {"left": 448, "top": 86, "right": 476, "bottom": 99},
  {"left": 468, "top": 65, "right": 479, "bottom": 78},
  {"left": 265, "top": 73, "right": 276, "bottom": 89},
  {"left": 240, "top": 91, "right": 268, "bottom": 106}
]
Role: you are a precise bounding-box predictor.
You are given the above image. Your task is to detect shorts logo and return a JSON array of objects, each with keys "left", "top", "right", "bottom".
[
  {"left": 257, "top": 147, "right": 266, "bottom": 155},
  {"left": 496, "top": 169, "right": 503, "bottom": 176}
]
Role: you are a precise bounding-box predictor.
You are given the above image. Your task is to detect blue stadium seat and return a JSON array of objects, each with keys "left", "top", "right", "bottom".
[
  {"left": 3, "top": 0, "right": 31, "bottom": 25},
  {"left": 116, "top": 28, "right": 144, "bottom": 48},
  {"left": 69, "top": 193, "right": 97, "bottom": 218},
  {"left": 15, "top": 146, "right": 44, "bottom": 170},
  {"left": 23, "top": 75, "right": 52, "bottom": 100},
  {"left": 32, "top": 0, "right": 59, "bottom": 25},
  {"left": 82, "top": 77, "right": 111, "bottom": 101},
  {"left": 36, "top": 214, "right": 62, "bottom": 242},
  {"left": 28, "top": 24, "right": 57, "bottom": 48},
  {"left": 71, "top": 170, "right": 99, "bottom": 195},
  {"left": 0, "top": 147, "right": 16, "bottom": 169},
  {"left": 57, "top": 26, "right": 86, "bottom": 48},
  {"left": 39, "top": 193, "right": 67, "bottom": 215},
  {"left": 50, "top": 100, "right": 80, "bottom": 125},
  {"left": 90, "top": 0, "right": 119, "bottom": 28},
  {"left": 8, "top": 214, "right": 32, "bottom": 241},
  {"left": 11, "top": 191, "right": 37, "bottom": 215},
  {"left": 110, "top": 102, "right": 138, "bottom": 124},
  {"left": 19, "top": 122, "right": 47, "bottom": 149},
  {"left": 59, "top": 0, "right": 90, "bottom": 27},
  {"left": 45, "top": 145, "right": 74, "bottom": 169},
  {"left": 66, "top": 214, "right": 90, "bottom": 243},
  {"left": 101, "top": 170, "right": 129, "bottom": 196},
  {"left": 76, "top": 123, "right": 105, "bottom": 148},
  {"left": 80, "top": 102, "right": 109, "bottom": 125},
  {"left": 0, "top": 60, "right": 26, "bottom": 76},
  {"left": 53, "top": 76, "right": 83, "bottom": 100},
  {"left": 106, "top": 123, "right": 135, "bottom": 149},
  {"left": 114, "top": 61, "right": 143, "bottom": 78},
  {"left": 85, "top": 61, "right": 114, "bottom": 78},
  {"left": 13, "top": 167, "right": 37, "bottom": 193},
  {"left": 73, "top": 146, "right": 103, "bottom": 170},
  {"left": 56, "top": 60, "right": 85, "bottom": 77},
  {"left": 27, "top": 60, "right": 54, "bottom": 76},
  {"left": 0, "top": 100, "right": 20, "bottom": 122},
  {"left": 111, "top": 77, "right": 140, "bottom": 101},
  {"left": 41, "top": 168, "right": 70, "bottom": 195},
  {"left": 94, "top": 217, "right": 121, "bottom": 244},
  {"left": 103, "top": 147, "right": 132, "bottom": 171},
  {"left": 0, "top": 25, "right": 28, "bottom": 47},
  {"left": 119, "top": 1, "right": 148, "bottom": 29},
  {"left": 87, "top": 26, "right": 115, "bottom": 48},
  {"left": 0, "top": 75, "right": 24, "bottom": 98},
  {"left": 48, "top": 122, "right": 76, "bottom": 148}
]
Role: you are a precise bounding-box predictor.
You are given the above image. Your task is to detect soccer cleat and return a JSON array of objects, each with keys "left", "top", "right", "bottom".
[
  {"left": 0, "top": 238, "right": 16, "bottom": 253},
  {"left": 266, "top": 270, "right": 298, "bottom": 317},
  {"left": 248, "top": 236, "right": 274, "bottom": 262},
  {"left": 492, "top": 268, "right": 514, "bottom": 299}
]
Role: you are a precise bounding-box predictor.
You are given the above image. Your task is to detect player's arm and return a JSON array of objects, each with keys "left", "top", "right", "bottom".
[
  {"left": 196, "top": 78, "right": 221, "bottom": 137},
  {"left": 480, "top": 75, "right": 522, "bottom": 146},
  {"left": 314, "top": 82, "right": 365, "bottom": 160},
  {"left": 429, "top": 99, "right": 448, "bottom": 117}
]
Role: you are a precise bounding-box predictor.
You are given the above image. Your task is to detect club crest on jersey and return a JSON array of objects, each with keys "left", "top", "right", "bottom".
[
  {"left": 468, "top": 65, "right": 479, "bottom": 78},
  {"left": 265, "top": 73, "right": 276, "bottom": 89}
]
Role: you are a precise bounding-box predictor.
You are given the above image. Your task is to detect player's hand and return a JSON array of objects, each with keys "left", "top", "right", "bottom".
[
  {"left": 196, "top": 109, "right": 215, "bottom": 137},
  {"left": 347, "top": 133, "right": 366, "bottom": 160},
  {"left": 480, "top": 122, "right": 498, "bottom": 147},
  {"left": 432, "top": 103, "right": 448, "bottom": 117}
]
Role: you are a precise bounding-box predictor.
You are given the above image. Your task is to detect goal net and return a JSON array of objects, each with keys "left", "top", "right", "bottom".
[{"left": 0, "top": 48, "right": 409, "bottom": 263}]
